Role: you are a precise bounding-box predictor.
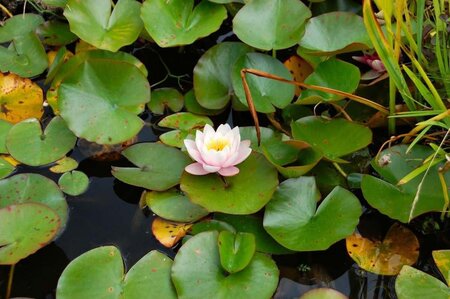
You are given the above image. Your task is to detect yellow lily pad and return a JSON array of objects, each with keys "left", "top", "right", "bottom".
[
  {"left": 283, "top": 55, "right": 313, "bottom": 96},
  {"left": 432, "top": 250, "right": 450, "bottom": 286},
  {"left": 151, "top": 217, "right": 192, "bottom": 248},
  {"left": 49, "top": 156, "right": 79, "bottom": 173},
  {"left": 346, "top": 223, "right": 419, "bottom": 275},
  {"left": 0, "top": 73, "right": 43, "bottom": 123}
]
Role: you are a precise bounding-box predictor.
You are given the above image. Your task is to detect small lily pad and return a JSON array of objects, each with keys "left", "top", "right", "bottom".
[
  {"left": 50, "top": 156, "right": 79, "bottom": 174},
  {"left": 292, "top": 116, "right": 372, "bottom": 161},
  {"left": 148, "top": 88, "right": 184, "bottom": 114},
  {"left": 0, "top": 203, "right": 61, "bottom": 265},
  {"left": 58, "top": 170, "right": 89, "bottom": 196},
  {"left": 218, "top": 231, "right": 256, "bottom": 273},
  {"left": 64, "top": 0, "right": 143, "bottom": 52},
  {"left": 171, "top": 231, "right": 279, "bottom": 299},
  {"left": 300, "top": 288, "right": 348, "bottom": 299},
  {"left": 6, "top": 117, "right": 77, "bottom": 166},
  {"left": 433, "top": 250, "right": 450, "bottom": 286},
  {"left": 395, "top": 266, "right": 450, "bottom": 299},
  {"left": 0, "top": 73, "right": 43, "bottom": 124},
  {"left": 264, "top": 177, "right": 362, "bottom": 251},
  {"left": 346, "top": 223, "right": 419, "bottom": 275},
  {"left": 143, "top": 188, "right": 209, "bottom": 222},
  {"left": 158, "top": 112, "right": 213, "bottom": 131},
  {"left": 152, "top": 217, "right": 193, "bottom": 248},
  {"left": 141, "top": 0, "right": 227, "bottom": 47},
  {"left": 57, "top": 247, "right": 177, "bottom": 299},
  {"left": 112, "top": 143, "right": 191, "bottom": 191},
  {"left": 180, "top": 152, "right": 279, "bottom": 214}
]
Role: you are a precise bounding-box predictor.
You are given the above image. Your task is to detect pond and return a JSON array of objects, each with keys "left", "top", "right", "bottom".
[{"left": 1, "top": 0, "right": 450, "bottom": 299}]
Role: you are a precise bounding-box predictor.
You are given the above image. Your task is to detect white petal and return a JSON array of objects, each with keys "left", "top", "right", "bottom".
[
  {"left": 184, "top": 140, "right": 204, "bottom": 163},
  {"left": 216, "top": 123, "right": 231, "bottom": 136},
  {"left": 202, "top": 164, "right": 221, "bottom": 173}
]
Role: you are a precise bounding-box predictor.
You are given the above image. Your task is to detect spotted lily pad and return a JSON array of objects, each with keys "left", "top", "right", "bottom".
[
  {"left": 112, "top": 143, "right": 190, "bottom": 191},
  {"left": 193, "top": 42, "right": 253, "bottom": 110},
  {"left": 283, "top": 55, "right": 314, "bottom": 96},
  {"left": 395, "top": 266, "right": 450, "bottom": 299},
  {"left": 231, "top": 53, "right": 296, "bottom": 113},
  {"left": 64, "top": 0, "right": 143, "bottom": 52},
  {"left": 58, "top": 52, "right": 150, "bottom": 144},
  {"left": 264, "top": 177, "right": 362, "bottom": 251},
  {"left": 346, "top": 223, "right": 419, "bottom": 275},
  {"left": 6, "top": 117, "right": 76, "bottom": 166},
  {"left": 361, "top": 145, "right": 449, "bottom": 222},
  {"left": 180, "top": 152, "right": 278, "bottom": 214},
  {"left": 57, "top": 247, "right": 177, "bottom": 299},
  {"left": 152, "top": 217, "right": 193, "bottom": 248},
  {"left": 148, "top": 88, "right": 184, "bottom": 114},
  {"left": 141, "top": 0, "right": 227, "bottom": 47},
  {"left": 0, "top": 73, "right": 43, "bottom": 124},
  {"left": 299, "top": 12, "right": 371, "bottom": 55},
  {"left": 0, "top": 173, "right": 67, "bottom": 233},
  {"left": 58, "top": 171, "right": 89, "bottom": 196},
  {"left": 0, "top": 203, "right": 61, "bottom": 264},
  {"left": 292, "top": 116, "right": 372, "bottom": 162},
  {"left": 233, "top": 0, "right": 311, "bottom": 50},
  {"left": 171, "top": 231, "right": 279, "bottom": 299},
  {"left": 143, "top": 188, "right": 209, "bottom": 222},
  {"left": 50, "top": 157, "right": 78, "bottom": 174}
]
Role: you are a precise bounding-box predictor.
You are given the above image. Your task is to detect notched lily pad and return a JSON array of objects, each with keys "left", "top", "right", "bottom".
[
  {"left": 218, "top": 231, "right": 256, "bottom": 273},
  {"left": 58, "top": 170, "right": 89, "bottom": 196},
  {"left": 50, "top": 156, "right": 78, "bottom": 174},
  {"left": 148, "top": 88, "right": 184, "bottom": 114}
]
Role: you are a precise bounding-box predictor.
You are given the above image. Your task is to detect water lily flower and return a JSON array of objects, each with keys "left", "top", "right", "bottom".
[
  {"left": 352, "top": 52, "right": 386, "bottom": 80},
  {"left": 184, "top": 124, "right": 252, "bottom": 176}
]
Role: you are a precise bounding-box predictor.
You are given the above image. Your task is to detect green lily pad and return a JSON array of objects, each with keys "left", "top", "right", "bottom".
[
  {"left": 361, "top": 145, "right": 449, "bottom": 223},
  {"left": 193, "top": 42, "right": 253, "bottom": 110},
  {"left": 264, "top": 177, "right": 362, "bottom": 251},
  {"left": 180, "top": 152, "right": 278, "bottom": 214},
  {"left": 0, "top": 14, "right": 44, "bottom": 42},
  {"left": 395, "top": 266, "right": 450, "bottom": 299},
  {"left": 0, "top": 203, "right": 61, "bottom": 265},
  {"left": 297, "top": 59, "right": 361, "bottom": 104},
  {"left": 112, "top": 143, "right": 191, "bottom": 191},
  {"left": 0, "top": 157, "right": 14, "bottom": 179},
  {"left": 57, "top": 247, "right": 177, "bottom": 299},
  {"left": 231, "top": 53, "right": 296, "bottom": 113},
  {"left": 45, "top": 47, "right": 72, "bottom": 86},
  {"left": 58, "top": 53, "right": 150, "bottom": 144},
  {"left": 184, "top": 89, "right": 225, "bottom": 115},
  {"left": 58, "top": 170, "right": 89, "bottom": 196},
  {"left": 433, "top": 250, "right": 450, "bottom": 286},
  {"left": 171, "top": 231, "right": 279, "bottom": 299},
  {"left": 190, "top": 219, "right": 236, "bottom": 235},
  {"left": 300, "top": 288, "right": 347, "bottom": 299},
  {"left": 148, "top": 88, "right": 184, "bottom": 115},
  {"left": 37, "top": 20, "right": 78, "bottom": 46},
  {"left": 233, "top": 0, "right": 311, "bottom": 50},
  {"left": 64, "top": 0, "right": 143, "bottom": 52},
  {"left": 143, "top": 188, "right": 209, "bottom": 222},
  {"left": 214, "top": 214, "right": 293, "bottom": 255},
  {"left": 0, "top": 120, "right": 12, "bottom": 154},
  {"left": 299, "top": 12, "right": 371, "bottom": 55},
  {"left": 0, "top": 173, "right": 68, "bottom": 232},
  {"left": 50, "top": 156, "right": 79, "bottom": 174},
  {"left": 141, "top": 0, "right": 227, "bottom": 47},
  {"left": 159, "top": 130, "right": 190, "bottom": 148},
  {"left": 6, "top": 117, "right": 77, "bottom": 166},
  {"left": 292, "top": 116, "right": 372, "bottom": 161},
  {"left": 218, "top": 231, "right": 256, "bottom": 273},
  {"left": 43, "top": 0, "right": 67, "bottom": 7},
  {"left": 238, "top": 126, "right": 283, "bottom": 152}
]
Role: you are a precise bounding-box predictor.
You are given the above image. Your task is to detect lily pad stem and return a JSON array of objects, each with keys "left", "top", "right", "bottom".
[
  {"left": 219, "top": 175, "right": 229, "bottom": 188},
  {"left": 0, "top": 3, "right": 12, "bottom": 18},
  {"left": 6, "top": 264, "right": 15, "bottom": 299},
  {"left": 333, "top": 162, "right": 347, "bottom": 178}
]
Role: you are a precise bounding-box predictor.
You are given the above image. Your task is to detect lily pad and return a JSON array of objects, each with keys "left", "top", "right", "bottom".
[
  {"left": 193, "top": 42, "right": 253, "bottom": 110},
  {"left": 346, "top": 223, "right": 419, "bottom": 275},
  {"left": 58, "top": 170, "right": 89, "bottom": 196},
  {"left": 0, "top": 73, "right": 43, "bottom": 124},
  {"left": 231, "top": 53, "right": 296, "bottom": 113},
  {"left": 0, "top": 203, "right": 61, "bottom": 265},
  {"left": 184, "top": 89, "right": 225, "bottom": 115},
  {"left": 0, "top": 157, "right": 14, "bottom": 179},
  {"left": 214, "top": 214, "right": 293, "bottom": 255},
  {"left": 64, "top": 0, "right": 143, "bottom": 52},
  {"left": 148, "top": 88, "right": 184, "bottom": 115},
  {"left": 264, "top": 177, "right": 362, "bottom": 251},
  {"left": 233, "top": 0, "right": 311, "bottom": 50},
  {"left": 143, "top": 188, "right": 209, "bottom": 222},
  {"left": 158, "top": 112, "right": 213, "bottom": 131},
  {"left": 58, "top": 52, "right": 150, "bottom": 144},
  {"left": 0, "top": 173, "right": 68, "bottom": 232},
  {"left": 171, "top": 231, "right": 279, "bottom": 299},
  {"left": 361, "top": 145, "right": 449, "bottom": 222},
  {"left": 292, "top": 116, "right": 372, "bottom": 161},
  {"left": 433, "top": 250, "right": 450, "bottom": 286},
  {"left": 42, "top": 0, "right": 67, "bottom": 7},
  {"left": 180, "top": 152, "right": 278, "bottom": 214},
  {"left": 6, "top": 117, "right": 76, "bottom": 166},
  {"left": 112, "top": 143, "right": 191, "bottom": 191},
  {"left": 36, "top": 20, "right": 78, "bottom": 46},
  {"left": 239, "top": 126, "right": 283, "bottom": 152},
  {"left": 0, "top": 120, "right": 12, "bottom": 153},
  {"left": 141, "top": 0, "right": 227, "bottom": 47},
  {"left": 299, "top": 12, "right": 371, "bottom": 55},
  {"left": 300, "top": 288, "right": 348, "bottom": 299},
  {"left": 50, "top": 156, "right": 79, "bottom": 174},
  {"left": 283, "top": 55, "right": 314, "bottom": 96},
  {"left": 57, "top": 247, "right": 177, "bottom": 299},
  {"left": 0, "top": 14, "right": 44, "bottom": 41},
  {"left": 297, "top": 59, "right": 361, "bottom": 104},
  {"left": 152, "top": 217, "right": 192, "bottom": 248},
  {"left": 218, "top": 231, "right": 256, "bottom": 273},
  {"left": 190, "top": 219, "right": 236, "bottom": 235},
  {"left": 395, "top": 266, "right": 450, "bottom": 299}
]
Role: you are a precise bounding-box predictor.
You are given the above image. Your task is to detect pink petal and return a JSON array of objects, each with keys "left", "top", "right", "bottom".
[
  {"left": 371, "top": 60, "right": 386, "bottom": 72},
  {"left": 184, "top": 140, "right": 204, "bottom": 163},
  {"left": 202, "top": 164, "right": 221, "bottom": 173},
  {"left": 185, "top": 163, "right": 210, "bottom": 175},
  {"left": 352, "top": 56, "right": 368, "bottom": 64},
  {"left": 218, "top": 166, "right": 240, "bottom": 176},
  {"left": 223, "top": 141, "right": 252, "bottom": 167}
]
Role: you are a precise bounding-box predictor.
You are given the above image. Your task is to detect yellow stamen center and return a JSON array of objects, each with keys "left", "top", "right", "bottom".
[{"left": 206, "top": 138, "right": 230, "bottom": 151}]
